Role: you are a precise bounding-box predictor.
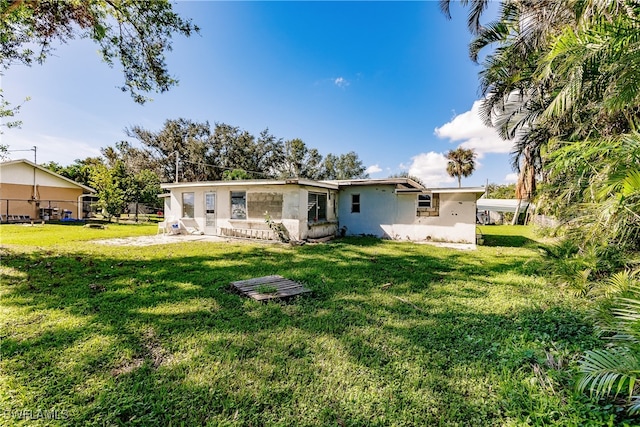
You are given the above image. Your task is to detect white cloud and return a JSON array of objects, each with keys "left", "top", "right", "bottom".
[
  {"left": 334, "top": 77, "right": 349, "bottom": 88},
  {"left": 405, "top": 151, "right": 455, "bottom": 187},
  {"left": 365, "top": 164, "right": 382, "bottom": 174},
  {"left": 504, "top": 172, "right": 518, "bottom": 183},
  {"left": 434, "top": 100, "right": 513, "bottom": 156}
]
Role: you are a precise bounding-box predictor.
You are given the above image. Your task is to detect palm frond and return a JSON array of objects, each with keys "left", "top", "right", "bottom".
[
  {"left": 629, "top": 396, "right": 640, "bottom": 415},
  {"left": 599, "top": 270, "right": 639, "bottom": 297},
  {"left": 578, "top": 347, "right": 640, "bottom": 400}
]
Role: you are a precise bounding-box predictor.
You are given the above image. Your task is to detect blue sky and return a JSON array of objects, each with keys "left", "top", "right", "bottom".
[{"left": 2, "top": 1, "right": 515, "bottom": 187}]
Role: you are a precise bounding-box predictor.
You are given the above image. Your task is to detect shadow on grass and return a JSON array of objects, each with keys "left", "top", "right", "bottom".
[
  {"left": 0, "top": 238, "right": 619, "bottom": 426},
  {"left": 482, "top": 233, "right": 538, "bottom": 248}
]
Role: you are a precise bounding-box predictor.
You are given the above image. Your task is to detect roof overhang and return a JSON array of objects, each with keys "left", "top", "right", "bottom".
[
  {"left": 396, "top": 186, "right": 486, "bottom": 200},
  {"left": 161, "top": 179, "right": 339, "bottom": 191},
  {"left": 477, "top": 198, "right": 530, "bottom": 212},
  {"left": 329, "top": 178, "right": 423, "bottom": 188}
]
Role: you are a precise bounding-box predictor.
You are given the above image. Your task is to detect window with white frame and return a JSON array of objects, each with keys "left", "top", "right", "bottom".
[
  {"left": 230, "top": 191, "right": 247, "bottom": 219},
  {"left": 182, "top": 192, "right": 195, "bottom": 218},
  {"left": 351, "top": 194, "right": 361, "bottom": 213},
  {"left": 308, "top": 192, "right": 327, "bottom": 222},
  {"left": 418, "top": 194, "right": 432, "bottom": 208}
]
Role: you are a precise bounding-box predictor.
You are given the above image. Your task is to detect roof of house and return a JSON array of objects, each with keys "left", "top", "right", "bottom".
[
  {"left": 161, "top": 178, "right": 340, "bottom": 191},
  {"left": 161, "top": 178, "right": 486, "bottom": 199},
  {"left": 477, "top": 198, "right": 530, "bottom": 212},
  {"left": 0, "top": 159, "right": 95, "bottom": 193},
  {"left": 326, "top": 178, "right": 424, "bottom": 190}
]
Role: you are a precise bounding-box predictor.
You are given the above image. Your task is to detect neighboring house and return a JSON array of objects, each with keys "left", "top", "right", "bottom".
[
  {"left": 0, "top": 159, "right": 95, "bottom": 222},
  {"left": 162, "top": 177, "right": 485, "bottom": 244},
  {"left": 476, "top": 198, "right": 531, "bottom": 225},
  {"left": 160, "top": 179, "right": 339, "bottom": 241}
]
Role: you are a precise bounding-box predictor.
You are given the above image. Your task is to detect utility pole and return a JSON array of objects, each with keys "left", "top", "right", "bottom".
[
  {"left": 175, "top": 151, "right": 179, "bottom": 183},
  {"left": 7, "top": 146, "right": 37, "bottom": 163}
]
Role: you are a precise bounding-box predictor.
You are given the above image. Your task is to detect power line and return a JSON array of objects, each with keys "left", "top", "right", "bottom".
[
  {"left": 7, "top": 146, "right": 37, "bottom": 163},
  {"left": 178, "top": 158, "right": 272, "bottom": 177}
]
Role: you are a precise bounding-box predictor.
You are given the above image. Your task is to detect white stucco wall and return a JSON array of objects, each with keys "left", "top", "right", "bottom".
[
  {"left": 338, "top": 186, "right": 478, "bottom": 243},
  {"left": 165, "top": 183, "right": 338, "bottom": 240}
]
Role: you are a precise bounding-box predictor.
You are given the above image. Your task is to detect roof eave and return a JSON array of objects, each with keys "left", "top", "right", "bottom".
[{"left": 161, "top": 179, "right": 339, "bottom": 191}]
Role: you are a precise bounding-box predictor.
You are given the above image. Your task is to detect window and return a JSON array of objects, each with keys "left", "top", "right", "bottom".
[
  {"left": 351, "top": 194, "right": 360, "bottom": 213},
  {"left": 418, "top": 194, "right": 432, "bottom": 208},
  {"left": 182, "top": 192, "right": 194, "bottom": 218},
  {"left": 231, "top": 191, "right": 247, "bottom": 219},
  {"left": 417, "top": 193, "right": 439, "bottom": 217},
  {"left": 308, "top": 192, "right": 327, "bottom": 222}
]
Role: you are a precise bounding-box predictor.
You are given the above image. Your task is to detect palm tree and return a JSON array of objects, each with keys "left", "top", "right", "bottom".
[
  {"left": 442, "top": 1, "right": 640, "bottom": 413},
  {"left": 445, "top": 147, "right": 476, "bottom": 187}
]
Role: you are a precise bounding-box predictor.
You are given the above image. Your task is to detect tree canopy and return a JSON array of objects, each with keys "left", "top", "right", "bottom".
[
  {"left": 122, "top": 118, "right": 369, "bottom": 182},
  {"left": 0, "top": 0, "right": 198, "bottom": 104},
  {"left": 40, "top": 118, "right": 370, "bottom": 218}
]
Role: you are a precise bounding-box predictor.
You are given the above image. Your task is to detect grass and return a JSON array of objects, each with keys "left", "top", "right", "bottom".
[
  {"left": 0, "top": 224, "right": 633, "bottom": 425},
  {"left": 0, "top": 222, "right": 157, "bottom": 246}
]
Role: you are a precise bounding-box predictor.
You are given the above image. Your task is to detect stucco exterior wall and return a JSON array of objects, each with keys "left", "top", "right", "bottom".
[
  {"left": 0, "top": 183, "right": 84, "bottom": 219},
  {"left": 338, "top": 186, "right": 478, "bottom": 243},
  {"left": 166, "top": 184, "right": 338, "bottom": 240}
]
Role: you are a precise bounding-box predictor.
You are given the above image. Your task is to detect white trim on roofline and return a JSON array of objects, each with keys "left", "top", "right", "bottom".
[
  {"left": 325, "top": 178, "right": 424, "bottom": 189},
  {"left": 395, "top": 186, "right": 486, "bottom": 195},
  {"left": 161, "top": 179, "right": 339, "bottom": 191}
]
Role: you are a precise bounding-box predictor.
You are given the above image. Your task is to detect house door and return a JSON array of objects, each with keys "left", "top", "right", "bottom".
[{"left": 204, "top": 192, "right": 216, "bottom": 235}]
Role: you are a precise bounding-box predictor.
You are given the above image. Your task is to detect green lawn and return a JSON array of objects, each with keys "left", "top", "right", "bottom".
[{"left": 0, "top": 225, "right": 629, "bottom": 425}]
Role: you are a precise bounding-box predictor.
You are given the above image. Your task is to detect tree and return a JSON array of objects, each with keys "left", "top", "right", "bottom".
[
  {"left": 276, "top": 138, "right": 323, "bottom": 179},
  {"left": 439, "top": 0, "right": 491, "bottom": 35},
  {"left": 102, "top": 141, "right": 159, "bottom": 176},
  {"left": 445, "top": 148, "right": 476, "bottom": 187},
  {"left": 442, "top": 1, "right": 640, "bottom": 413},
  {"left": 0, "top": 89, "right": 28, "bottom": 132},
  {"left": 125, "top": 119, "right": 370, "bottom": 182},
  {"left": 388, "top": 172, "right": 425, "bottom": 187},
  {"left": 42, "top": 157, "right": 105, "bottom": 187},
  {"left": 222, "top": 169, "right": 250, "bottom": 180},
  {"left": 126, "top": 118, "right": 212, "bottom": 182},
  {"left": 212, "top": 124, "right": 282, "bottom": 179},
  {"left": 89, "top": 163, "right": 125, "bottom": 220},
  {"left": 121, "top": 169, "right": 162, "bottom": 221},
  {"left": 321, "top": 152, "right": 369, "bottom": 180},
  {"left": 0, "top": 0, "right": 198, "bottom": 104},
  {"left": 485, "top": 183, "right": 515, "bottom": 199}
]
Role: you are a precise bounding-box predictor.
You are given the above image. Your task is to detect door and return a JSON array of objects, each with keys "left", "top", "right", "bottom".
[{"left": 204, "top": 192, "right": 216, "bottom": 234}]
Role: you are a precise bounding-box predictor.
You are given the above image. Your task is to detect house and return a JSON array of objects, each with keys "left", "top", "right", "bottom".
[
  {"left": 161, "top": 177, "right": 485, "bottom": 244},
  {"left": 335, "top": 179, "right": 485, "bottom": 243},
  {"left": 160, "top": 179, "right": 339, "bottom": 240},
  {"left": 0, "top": 159, "right": 95, "bottom": 222}
]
